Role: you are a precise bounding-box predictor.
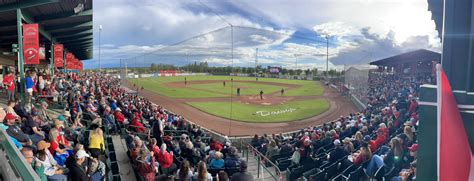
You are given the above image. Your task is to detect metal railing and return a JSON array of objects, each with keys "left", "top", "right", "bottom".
[
  {"left": 0, "top": 129, "right": 39, "bottom": 181},
  {"left": 244, "top": 143, "right": 283, "bottom": 181}
]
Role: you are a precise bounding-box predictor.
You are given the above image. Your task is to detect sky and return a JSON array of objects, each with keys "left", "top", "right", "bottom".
[{"left": 85, "top": 0, "right": 441, "bottom": 70}]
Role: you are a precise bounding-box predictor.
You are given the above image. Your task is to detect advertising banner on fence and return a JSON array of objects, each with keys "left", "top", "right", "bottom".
[
  {"left": 54, "top": 44, "right": 64, "bottom": 67},
  {"left": 22, "top": 24, "right": 39, "bottom": 64}
]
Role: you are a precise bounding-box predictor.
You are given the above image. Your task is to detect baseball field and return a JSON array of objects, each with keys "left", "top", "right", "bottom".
[{"left": 129, "top": 76, "right": 330, "bottom": 123}]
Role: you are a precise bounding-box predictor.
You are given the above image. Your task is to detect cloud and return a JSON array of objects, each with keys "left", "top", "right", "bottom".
[
  {"left": 86, "top": 0, "right": 441, "bottom": 71},
  {"left": 329, "top": 27, "right": 440, "bottom": 65}
]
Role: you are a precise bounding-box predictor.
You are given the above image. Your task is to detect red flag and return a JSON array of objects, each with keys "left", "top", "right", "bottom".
[
  {"left": 66, "top": 53, "right": 74, "bottom": 69},
  {"left": 22, "top": 24, "right": 40, "bottom": 64},
  {"left": 53, "top": 44, "right": 64, "bottom": 67},
  {"left": 437, "top": 64, "right": 474, "bottom": 181}
]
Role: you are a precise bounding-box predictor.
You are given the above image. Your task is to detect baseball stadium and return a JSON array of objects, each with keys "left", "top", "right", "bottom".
[{"left": 0, "top": 1, "right": 473, "bottom": 181}]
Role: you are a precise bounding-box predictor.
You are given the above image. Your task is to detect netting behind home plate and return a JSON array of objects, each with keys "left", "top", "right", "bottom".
[{"left": 344, "top": 65, "right": 371, "bottom": 105}]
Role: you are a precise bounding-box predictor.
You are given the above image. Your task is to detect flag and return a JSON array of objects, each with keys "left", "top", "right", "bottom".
[
  {"left": 22, "top": 24, "right": 39, "bottom": 64},
  {"left": 437, "top": 64, "right": 474, "bottom": 181},
  {"left": 53, "top": 44, "right": 64, "bottom": 67}
]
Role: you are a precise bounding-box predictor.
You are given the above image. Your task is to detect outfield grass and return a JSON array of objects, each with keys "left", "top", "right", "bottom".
[
  {"left": 129, "top": 76, "right": 323, "bottom": 98},
  {"left": 187, "top": 99, "right": 330, "bottom": 123},
  {"left": 189, "top": 82, "right": 283, "bottom": 96}
]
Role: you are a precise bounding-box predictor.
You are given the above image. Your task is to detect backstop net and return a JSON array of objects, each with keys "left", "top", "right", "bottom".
[{"left": 344, "top": 65, "right": 371, "bottom": 107}]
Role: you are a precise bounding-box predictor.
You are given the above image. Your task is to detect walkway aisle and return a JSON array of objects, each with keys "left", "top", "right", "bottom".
[
  {"left": 111, "top": 135, "right": 136, "bottom": 181},
  {"left": 246, "top": 151, "right": 285, "bottom": 181}
]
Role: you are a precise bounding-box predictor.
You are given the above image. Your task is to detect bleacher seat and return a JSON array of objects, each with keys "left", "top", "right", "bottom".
[{"left": 324, "top": 161, "right": 340, "bottom": 180}]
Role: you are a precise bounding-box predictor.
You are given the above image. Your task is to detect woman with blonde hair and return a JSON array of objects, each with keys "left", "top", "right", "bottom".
[
  {"left": 209, "top": 151, "right": 224, "bottom": 169},
  {"left": 48, "top": 128, "right": 72, "bottom": 166},
  {"left": 404, "top": 126, "right": 414, "bottom": 145},
  {"left": 194, "top": 161, "right": 212, "bottom": 181},
  {"left": 89, "top": 127, "right": 104, "bottom": 158},
  {"left": 265, "top": 140, "right": 280, "bottom": 159},
  {"left": 352, "top": 131, "right": 364, "bottom": 149}
]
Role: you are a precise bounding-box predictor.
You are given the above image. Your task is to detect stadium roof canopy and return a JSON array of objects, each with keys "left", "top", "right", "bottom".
[
  {"left": 427, "top": 0, "right": 443, "bottom": 38},
  {"left": 0, "top": 0, "right": 93, "bottom": 60},
  {"left": 369, "top": 49, "right": 441, "bottom": 66}
]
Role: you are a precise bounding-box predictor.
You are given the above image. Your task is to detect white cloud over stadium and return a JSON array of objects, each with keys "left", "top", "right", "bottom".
[{"left": 85, "top": 0, "right": 441, "bottom": 70}]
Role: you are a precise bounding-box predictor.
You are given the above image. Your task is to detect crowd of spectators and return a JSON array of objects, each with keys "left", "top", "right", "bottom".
[
  {"left": 0, "top": 67, "right": 428, "bottom": 181},
  {"left": 249, "top": 72, "right": 425, "bottom": 181}
]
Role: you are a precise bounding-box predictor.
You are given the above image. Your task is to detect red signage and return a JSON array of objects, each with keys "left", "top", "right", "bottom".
[
  {"left": 79, "top": 61, "right": 83, "bottom": 71},
  {"left": 53, "top": 44, "right": 64, "bottom": 67},
  {"left": 22, "top": 24, "right": 40, "bottom": 64},
  {"left": 66, "top": 53, "right": 74, "bottom": 69}
]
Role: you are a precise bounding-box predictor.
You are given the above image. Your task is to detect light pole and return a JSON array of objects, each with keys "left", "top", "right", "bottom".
[
  {"left": 325, "top": 35, "right": 329, "bottom": 77},
  {"left": 255, "top": 48, "right": 258, "bottom": 80},
  {"left": 98, "top": 25, "right": 102, "bottom": 72}
]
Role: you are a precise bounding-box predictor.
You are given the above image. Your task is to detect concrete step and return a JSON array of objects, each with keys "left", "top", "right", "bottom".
[{"left": 112, "top": 135, "right": 136, "bottom": 181}]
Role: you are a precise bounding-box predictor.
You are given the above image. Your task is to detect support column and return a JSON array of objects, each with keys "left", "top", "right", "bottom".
[
  {"left": 418, "top": 0, "right": 474, "bottom": 180},
  {"left": 50, "top": 42, "right": 54, "bottom": 78},
  {"left": 16, "top": 9, "right": 25, "bottom": 103}
]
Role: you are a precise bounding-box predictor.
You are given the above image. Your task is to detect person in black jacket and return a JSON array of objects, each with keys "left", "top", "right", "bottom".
[
  {"left": 328, "top": 139, "right": 349, "bottom": 163},
  {"left": 231, "top": 160, "right": 254, "bottom": 181},
  {"left": 68, "top": 150, "right": 90, "bottom": 181}
]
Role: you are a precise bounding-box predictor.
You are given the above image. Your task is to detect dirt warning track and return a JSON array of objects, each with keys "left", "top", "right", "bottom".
[{"left": 125, "top": 80, "right": 358, "bottom": 136}]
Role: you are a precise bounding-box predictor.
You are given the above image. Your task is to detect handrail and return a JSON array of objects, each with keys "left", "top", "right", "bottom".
[
  {"left": 0, "top": 129, "right": 40, "bottom": 181},
  {"left": 246, "top": 143, "right": 282, "bottom": 181}
]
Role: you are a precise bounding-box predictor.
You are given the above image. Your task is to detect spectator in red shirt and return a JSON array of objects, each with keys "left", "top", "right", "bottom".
[
  {"left": 369, "top": 129, "right": 387, "bottom": 152},
  {"left": 408, "top": 99, "right": 418, "bottom": 114},
  {"left": 136, "top": 150, "right": 156, "bottom": 181},
  {"left": 210, "top": 138, "right": 223, "bottom": 152},
  {"left": 130, "top": 117, "right": 145, "bottom": 133},
  {"left": 3, "top": 71, "right": 15, "bottom": 101},
  {"left": 113, "top": 108, "right": 127, "bottom": 124},
  {"left": 157, "top": 144, "right": 176, "bottom": 175}
]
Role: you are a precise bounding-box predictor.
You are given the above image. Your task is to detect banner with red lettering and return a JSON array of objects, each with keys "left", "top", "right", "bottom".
[
  {"left": 23, "top": 24, "right": 40, "bottom": 64},
  {"left": 53, "top": 44, "right": 64, "bottom": 67}
]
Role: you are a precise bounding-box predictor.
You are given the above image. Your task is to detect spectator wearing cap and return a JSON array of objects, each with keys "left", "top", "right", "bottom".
[
  {"left": 88, "top": 127, "right": 104, "bottom": 158},
  {"left": 113, "top": 108, "right": 127, "bottom": 124},
  {"left": 21, "top": 147, "right": 47, "bottom": 181},
  {"left": 5, "top": 113, "right": 32, "bottom": 147},
  {"left": 224, "top": 146, "right": 241, "bottom": 169},
  {"left": 230, "top": 160, "right": 254, "bottom": 181},
  {"left": 36, "top": 140, "right": 68, "bottom": 181},
  {"left": 328, "top": 139, "right": 349, "bottom": 163},
  {"left": 407, "top": 144, "right": 418, "bottom": 164},
  {"left": 23, "top": 111, "right": 45, "bottom": 145},
  {"left": 157, "top": 143, "right": 176, "bottom": 175},
  {"left": 68, "top": 150, "right": 90, "bottom": 181}
]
